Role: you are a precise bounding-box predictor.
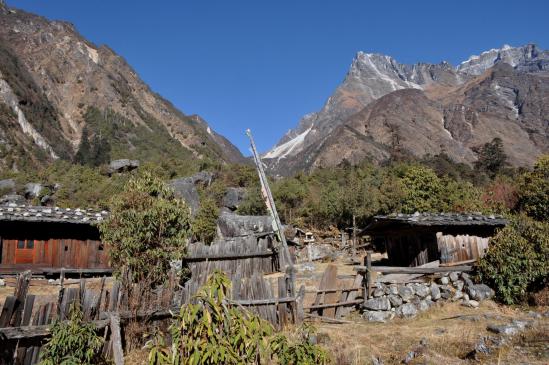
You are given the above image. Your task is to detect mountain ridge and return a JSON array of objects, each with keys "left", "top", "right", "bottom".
[{"left": 264, "top": 44, "right": 549, "bottom": 175}]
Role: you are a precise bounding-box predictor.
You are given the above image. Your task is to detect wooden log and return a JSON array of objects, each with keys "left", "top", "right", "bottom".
[
  {"left": 439, "top": 258, "right": 477, "bottom": 267},
  {"left": 354, "top": 265, "right": 473, "bottom": 274},
  {"left": 109, "top": 314, "right": 124, "bottom": 365},
  {"left": 321, "top": 265, "right": 338, "bottom": 318},
  {"left": 10, "top": 271, "right": 32, "bottom": 327},
  {"left": 182, "top": 251, "right": 274, "bottom": 261},
  {"left": 304, "top": 299, "right": 363, "bottom": 310}
]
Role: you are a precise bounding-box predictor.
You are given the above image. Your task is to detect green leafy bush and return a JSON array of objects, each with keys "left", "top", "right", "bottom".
[
  {"left": 477, "top": 215, "right": 549, "bottom": 304},
  {"left": 39, "top": 306, "right": 105, "bottom": 365},
  {"left": 100, "top": 172, "right": 191, "bottom": 284},
  {"left": 399, "top": 165, "right": 443, "bottom": 213},
  {"left": 517, "top": 155, "right": 549, "bottom": 221},
  {"left": 147, "top": 271, "right": 330, "bottom": 365},
  {"left": 192, "top": 197, "right": 219, "bottom": 244}
]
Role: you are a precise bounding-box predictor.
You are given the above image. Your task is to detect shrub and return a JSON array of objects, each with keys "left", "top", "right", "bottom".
[
  {"left": 147, "top": 271, "right": 330, "bottom": 365},
  {"left": 39, "top": 306, "right": 105, "bottom": 365},
  {"left": 100, "top": 172, "right": 191, "bottom": 284},
  {"left": 271, "top": 324, "right": 330, "bottom": 365},
  {"left": 192, "top": 197, "right": 219, "bottom": 244},
  {"left": 517, "top": 155, "right": 549, "bottom": 221},
  {"left": 399, "top": 165, "right": 443, "bottom": 213},
  {"left": 477, "top": 215, "right": 549, "bottom": 304},
  {"left": 474, "top": 137, "right": 508, "bottom": 178}
]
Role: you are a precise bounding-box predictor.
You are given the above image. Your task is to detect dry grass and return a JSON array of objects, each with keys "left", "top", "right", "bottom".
[{"left": 312, "top": 301, "right": 548, "bottom": 365}]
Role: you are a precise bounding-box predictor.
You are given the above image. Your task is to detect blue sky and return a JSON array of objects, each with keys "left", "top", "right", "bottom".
[{"left": 8, "top": 0, "right": 549, "bottom": 155}]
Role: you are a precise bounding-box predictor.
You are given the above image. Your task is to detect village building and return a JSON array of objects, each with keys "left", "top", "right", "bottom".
[
  {"left": 361, "top": 212, "right": 507, "bottom": 267},
  {"left": 0, "top": 204, "right": 110, "bottom": 275}
]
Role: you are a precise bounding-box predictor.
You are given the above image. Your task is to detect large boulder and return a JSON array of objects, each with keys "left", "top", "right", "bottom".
[
  {"left": 306, "top": 243, "right": 336, "bottom": 261},
  {"left": 0, "top": 179, "right": 15, "bottom": 193},
  {"left": 216, "top": 211, "right": 273, "bottom": 238},
  {"left": 222, "top": 187, "right": 247, "bottom": 211},
  {"left": 467, "top": 284, "right": 495, "bottom": 301},
  {"left": 108, "top": 159, "right": 140, "bottom": 175},
  {"left": 168, "top": 178, "right": 200, "bottom": 215},
  {"left": 0, "top": 194, "right": 25, "bottom": 205},
  {"left": 24, "top": 183, "right": 43, "bottom": 199},
  {"left": 180, "top": 171, "right": 214, "bottom": 186}
]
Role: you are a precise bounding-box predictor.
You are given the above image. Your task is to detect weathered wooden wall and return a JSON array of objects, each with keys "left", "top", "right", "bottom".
[
  {"left": 437, "top": 233, "right": 490, "bottom": 264},
  {"left": 0, "top": 238, "right": 108, "bottom": 269}
]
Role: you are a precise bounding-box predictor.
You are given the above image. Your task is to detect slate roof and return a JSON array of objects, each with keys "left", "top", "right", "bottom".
[
  {"left": 0, "top": 204, "right": 108, "bottom": 225},
  {"left": 361, "top": 212, "right": 507, "bottom": 234}
]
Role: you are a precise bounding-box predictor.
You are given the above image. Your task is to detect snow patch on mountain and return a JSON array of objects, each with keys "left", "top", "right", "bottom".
[{"left": 264, "top": 125, "right": 312, "bottom": 159}]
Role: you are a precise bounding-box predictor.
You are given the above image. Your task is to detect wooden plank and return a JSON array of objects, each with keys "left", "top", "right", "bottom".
[
  {"left": 355, "top": 265, "right": 472, "bottom": 274},
  {"left": 365, "top": 252, "right": 372, "bottom": 301},
  {"left": 277, "top": 277, "right": 288, "bottom": 328},
  {"left": 182, "top": 251, "right": 274, "bottom": 261},
  {"left": 295, "top": 285, "right": 305, "bottom": 325},
  {"left": 305, "top": 313, "right": 352, "bottom": 324},
  {"left": 109, "top": 314, "right": 124, "bottom": 365},
  {"left": 439, "top": 258, "right": 477, "bottom": 267},
  {"left": 337, "top": 274, "right": 363, "bottom": 318},
  {"left": 0, "top": 296, "right": 17, "bottom": 327},
  {"left": 321, "top": 265, "right": 338, "bottom": 318},
  {"left": 10, "top": 270, "right": 32, "bottom": 327}
]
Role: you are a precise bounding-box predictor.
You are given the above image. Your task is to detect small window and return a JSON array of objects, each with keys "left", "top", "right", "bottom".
[
  {"left": 98, "top": 244, "right": 104, "bottom": 251},
  {"left": 26, "top": 240, "right": 34, "bottom": 249},
  {"left": 17, "top": 240, "right": 25, "bottom": 249},
  {"left": 65, "top": 246, "right": 69, "bottom": 251}
]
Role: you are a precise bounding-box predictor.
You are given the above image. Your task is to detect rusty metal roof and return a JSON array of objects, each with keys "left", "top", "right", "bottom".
[
  {"left": 0, "top": 204, "right": 108, "bottom": 225},
  {"left": 361, "top": 212, "right": 508, "bottom": 234}
]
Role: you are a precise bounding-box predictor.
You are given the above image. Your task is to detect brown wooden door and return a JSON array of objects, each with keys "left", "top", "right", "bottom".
[{"left": 15, "top": 239, "right": 35, "bottom": 264}]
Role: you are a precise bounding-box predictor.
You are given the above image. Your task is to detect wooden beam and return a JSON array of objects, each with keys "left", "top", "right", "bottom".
[
  {"left": 354, "top": 265, "right": 473, "bottom": 274},
  {"left": 439, "top": 259, "right": 477, "bottom": 267},
  {"left": 227, "top": 297, "right": 296, "bottom": 306},
  {"left": 304, "top": 299, "right": 363, "bottom": 310},
  {"left": 109, "top": 314, "right": 124, "bottom": 365},
  {"left": 182, "top": 251, "right": 273, "bottom": 261},
  {"left": 305, "top": 313, "right": 352, "bottom": 324}
]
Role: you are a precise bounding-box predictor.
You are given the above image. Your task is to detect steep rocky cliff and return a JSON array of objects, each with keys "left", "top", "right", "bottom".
[{"left": 0, "top": 3, "right": 245, "bottom": 171}]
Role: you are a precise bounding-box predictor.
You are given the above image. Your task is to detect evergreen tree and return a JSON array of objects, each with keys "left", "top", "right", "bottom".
[
  {"left": 475, "top": 137, "right": 507, "bottom": 178},
  {"left": 74, "top": 127, "right": 92, "bottom": 165}
]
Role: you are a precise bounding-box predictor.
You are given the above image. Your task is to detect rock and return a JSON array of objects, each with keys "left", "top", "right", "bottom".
[
  {"left": 413, "top": 284, "right": 430, "bottom": 298},
  {"left": 216, "top": 211, "right": 273, "bottom": 238},
  {"left": 440, "top": 292, "right": 451, "bottom": 300},
  {"left": 439, "top": 276, "right": 449, "bottom": 285},
  {"left": 512, "top": 319, "right": 534, "bottom": 330},
  {"left": 306, "top": 243, "right": 336, "bottom": 262},
  {"left": 0, "top": 194, "right": 25, "bottom": 205},
  {"left": 487, "top": 324, "right": 520, "bottom": 336},
  {"left": 0, "top": 178, "right": 15, "bottom": 193},
  {"left": 169, "top": 178, "right": 201, "bottom": 214},
  {"left": 449, "top": 272, "right": 460, "bottom": 282},
  {"left": 221, "top": 187, "right": 247, "bottom": 211},
  {"left": 371, "top": 356, "right": 384, "bottom": 365},
  {"left": 461, "top": 272, "right": 474, "bottom": 287},
  {"left": 527, "top": 311, "right": 542, "bottom": 319},
  {"left": 364, "top": 297, "right": 391, "bottom": 311},
  {"left": 363, "top": 310, "right": 394, "bottom": 322},
  {"left": 461, "top": 300, "right": 480, "bottom": 308},
  {"left": 108, "top": 159, "right": 140, "bottom": 174},
  {"left": 180, "top": 171, "right": 214, "bottom": 186},
  {"left": 388, "top": 294, "right": 403, "bottom": 307},
  {"left": 453, "top": 290, "right": 464, "bottom": 300},
  {"left": 430, "top": 284, "right": 441, "bottom": 300},
  {"left": 418, "top": 300, "right": 430, "bottom": 311},
  {"left": 295, "top": 262, "right": 316, "bottom": 272},
  {"left": 467, "top": 284, "right": 495, "bottom": 301},
  {"left": 398, "top": 286, "right": 415, "bottom": 302},
  {"left": 373, "top": 288, "right": 385, "bottom": 297},
  {"left": 455, "top": 280, "right": 464, "bottom": 291},
  {"left": 40, "top": 194, "right": 55, "bottom": 206},
  {"left": 386, "top": 284, "right": 398, "bottom": 295},
  {"left": 24, "top": 183, "right": 43, "bottom": 199},
  {"left": 0, "top": 278, "right": 5, "bottom": 287},
  {"left": 396, "top": 303, "right": 418, "bottom": 318}
]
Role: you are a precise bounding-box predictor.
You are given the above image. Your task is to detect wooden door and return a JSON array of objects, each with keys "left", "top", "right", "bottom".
[{"left": 14, "top": 239, "right": 35, "bottom": 264}]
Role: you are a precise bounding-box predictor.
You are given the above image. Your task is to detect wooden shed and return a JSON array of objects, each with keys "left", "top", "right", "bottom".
[
  {"left": 361, "top": 213, "right": 507, "bottom": 267},
  {"left": 0, "top": 204, "right": 111, "bottom": 274}
]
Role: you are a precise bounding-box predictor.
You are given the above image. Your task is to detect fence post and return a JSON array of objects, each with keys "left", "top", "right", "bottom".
[{"left": 363, "top": 252, "right": 372, "bottom": 302}]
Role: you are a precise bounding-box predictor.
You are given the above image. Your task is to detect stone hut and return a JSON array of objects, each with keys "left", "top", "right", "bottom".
[{"left": 361, "top": 213, "right": 507, "bottom": 267}]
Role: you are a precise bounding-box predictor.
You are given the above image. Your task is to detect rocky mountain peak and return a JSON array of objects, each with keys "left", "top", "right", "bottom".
[{"left": 457, "top": 44, "right": 548, "bottom": 75}]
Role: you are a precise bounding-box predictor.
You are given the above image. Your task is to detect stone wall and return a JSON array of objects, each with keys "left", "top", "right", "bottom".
[{"left": 362, "top": 272, "right": 495, "bottom": 322}]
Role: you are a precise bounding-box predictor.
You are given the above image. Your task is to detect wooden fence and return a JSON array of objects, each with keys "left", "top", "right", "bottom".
[{"left": 0, "top": 234, "right": 302, "bottom": 364}]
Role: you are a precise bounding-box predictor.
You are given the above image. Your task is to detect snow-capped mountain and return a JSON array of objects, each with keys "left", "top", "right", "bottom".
[{"left": 264, "top": 44, "right": 549, "bottom": 175}]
